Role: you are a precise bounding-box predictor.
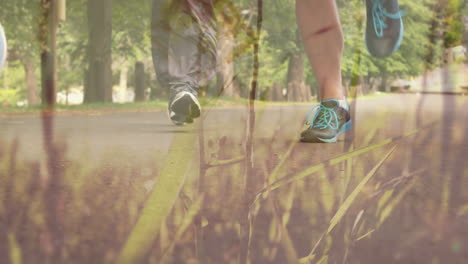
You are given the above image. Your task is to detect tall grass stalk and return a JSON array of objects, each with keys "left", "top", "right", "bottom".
[
  {"left": 117, "top": 132, "right": 197, "bottom": 264},
  {"left": 159, "top": 195, "right": 204, "bottom": 263},
  {"left": 327, "top": 145, "right": 396, "bottom": 233},
  {"left": 241, "top": 0, "right": 263, "bottom": 262}
]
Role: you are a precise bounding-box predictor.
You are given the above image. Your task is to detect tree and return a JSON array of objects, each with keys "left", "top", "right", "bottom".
[
  {"left": 340, "top": 0, "right": 435, "bottom": 91},
  {"left": 84, "top": 0, "right": 113, "bottom": 103},
  {"left": 0, "top": 0, "right": 41, "bottom": 105},
  {"left": 113, "top": 0, "right": 152, "bottom": 101},
  {"left": 39, "top": 0, "right": 60, "bottom": 107},
  {"left": 262, "top": 0, "right": 308, "bottom": 101}
]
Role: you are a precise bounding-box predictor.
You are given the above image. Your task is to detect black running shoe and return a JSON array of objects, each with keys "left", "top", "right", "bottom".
[
  {"left": 168, "top": 82, "right": 201, "bottom": 126},
  {"left": 300, "top": 99, "right": 352, "bottom": 143},
  {"left": 365, "top": 0, "right": 404, "bottom": 58}
]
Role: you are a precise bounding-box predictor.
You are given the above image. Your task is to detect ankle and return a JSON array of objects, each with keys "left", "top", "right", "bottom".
[
  {"left": 321, "top": 97, "right": 349, "bottom": 111},
  {"left": 320, "top": 89, "right": 345, "bottom": 101}
]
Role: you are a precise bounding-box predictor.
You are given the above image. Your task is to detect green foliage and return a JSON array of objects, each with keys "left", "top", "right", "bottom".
[
  {"left": 112, "top": 0, "right": 152, "bottom": 61},
  {"left": 0, "top": 60, "right": 28, "bottom": 104},
  {"left": 0, "top": 89, "right": 21, "bottom": 106},
  {"left": 444, "top": 0, "right": 465, "bottom": 47},
  {"left": 0, "top": 0, "right": 466, "bottom": 103},
  {"left": 258, "top": 43, "right": 289, "bottom": 89},
  {"left": 0, "top": 0, "right": 41, "bottom": 98},
  {"left": 56, "top": 0, "right": 88, "bottom": 91},
  {"left": 263, "top": 0, "right": 300, "bottom": 54},
  {"left": 340, "top": 0, "right": 435, "bottom": 83},
  {"left": 0, "top": 0, "right": 41, "bottom": 58}
]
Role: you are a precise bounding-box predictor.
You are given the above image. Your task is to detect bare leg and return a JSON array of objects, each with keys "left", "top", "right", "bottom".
[{"left": 296, "top": 0, "right": 344, "bottom": 100}]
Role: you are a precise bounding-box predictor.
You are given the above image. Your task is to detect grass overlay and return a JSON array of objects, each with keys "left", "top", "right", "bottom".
[{"left": 117, "top": 131, "right": 197, "bottom": 264}]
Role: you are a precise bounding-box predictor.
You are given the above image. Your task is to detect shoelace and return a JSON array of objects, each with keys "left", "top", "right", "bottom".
[
  {"left": 305, "top": 104, "right": 339, "bottom": 130},
  {"left": 372, "top": 0, "right": 403, "bottom": 38}
]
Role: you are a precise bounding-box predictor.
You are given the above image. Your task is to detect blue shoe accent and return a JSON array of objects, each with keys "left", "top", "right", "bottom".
[
  {"left": 305, "top": 102, "right": 340, "bottom": 130},
  {"left": 390, "top": 18, "right": 404, "bottom": 55},
  {"left": 371, "top": 0, "right": 403, "bottom": 38}
]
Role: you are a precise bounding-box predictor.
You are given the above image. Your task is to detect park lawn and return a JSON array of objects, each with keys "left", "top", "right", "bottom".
[{"left": 0, "top": 92, "right": 390, "bottom": 116}]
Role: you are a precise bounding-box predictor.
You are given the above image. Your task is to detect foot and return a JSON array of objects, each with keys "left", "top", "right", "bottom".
[
  {"left": 365, "top": 0, "right": 404, "bottom": 58},
  {"left": 168, "top": 82, "right": 201, "bottom": 126},
  {"left": 300, "top": 99, "right": 352, "bottom": 143},
  {"left": 0, "top": 23, "right": 7, "bottom": 74}
]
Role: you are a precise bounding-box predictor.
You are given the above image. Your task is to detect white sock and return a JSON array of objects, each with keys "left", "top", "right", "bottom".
[{"left": 338, "top": 97, "right": 349, "bottom": 110}]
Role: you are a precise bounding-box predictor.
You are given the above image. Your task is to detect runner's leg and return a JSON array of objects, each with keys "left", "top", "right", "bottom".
[{"left": 296, "top": 0, "right": 345, "bottom": 100}]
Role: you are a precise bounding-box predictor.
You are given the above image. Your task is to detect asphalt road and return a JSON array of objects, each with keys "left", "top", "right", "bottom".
[{"left": 0, "top": 94, "right": 462, "bottom": 163}]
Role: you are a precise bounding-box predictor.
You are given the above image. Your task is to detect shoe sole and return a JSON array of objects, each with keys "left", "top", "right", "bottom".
[
  {"left": 316, "top": 120, "right": 353, "bottom": 143},
  {"left": 168, "top": 91, "right": 201, "bottom": 125},
  {"left": 365, "top": 15, "right": 404, "bottom": 58}
]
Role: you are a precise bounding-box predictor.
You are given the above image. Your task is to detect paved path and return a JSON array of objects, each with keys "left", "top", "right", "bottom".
[{"left": 0, "top": 94, "right": 459, "bottom": 162}]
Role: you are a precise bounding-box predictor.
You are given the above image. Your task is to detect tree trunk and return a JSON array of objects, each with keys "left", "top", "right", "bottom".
[
  {"left": 39, "top": 0, "right": 58, "bottom": 108},
  {"left": 362, "top": 76, "right": 371, "bottom": 95},
  {"left": 369, "top": 77, "right": 377, "bottom": 93},
  {"left": 286, "top": 52, "right": 304, "bottom": 101},
  {"left": 379, "top": 71, "right": 387, "bottom": 92},
  {"left": 216, "top": 23, "right": 237, "bottom": 97},
  {"left": 84, "top": 0, "right": 113, "bottom": 103},
  {"left": 23, "top": 59, "right": 39, "bottom": 105},
  {"left": 355, "top": 76, "right": 364, "bottom": 96},
  {"left": 268, "top": 82, "right": 281, "bottom": 101},
  {"left": 41, "top": 51, "right": 56, "bottom": 106},
  {"left": 134, "top": 61, "right": 145, "bottom": 102},
  {"left": 274, "top": 83, "right": 283, "bottom": 101},
  {"left": 304, "top": 84, "right": 312, "bottom": 101}
]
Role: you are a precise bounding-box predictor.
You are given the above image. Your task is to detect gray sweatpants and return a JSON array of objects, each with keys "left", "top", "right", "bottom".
[{"left": 151, "top": 0, "right": 217, "bottom": 91}]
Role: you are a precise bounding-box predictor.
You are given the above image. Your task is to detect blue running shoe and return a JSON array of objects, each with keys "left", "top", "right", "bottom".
[
  {"left": 168, "top": 82, "right": 201, "bottom": 126},
  {"left": 300, "top": 99, "right": 352, "bottom": 143},
  {"left": 365, "top": 0, "right": 404, "bottom": 58},
  {"left": 0, "top": 23, "right": 7, "bottom": 74}
]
